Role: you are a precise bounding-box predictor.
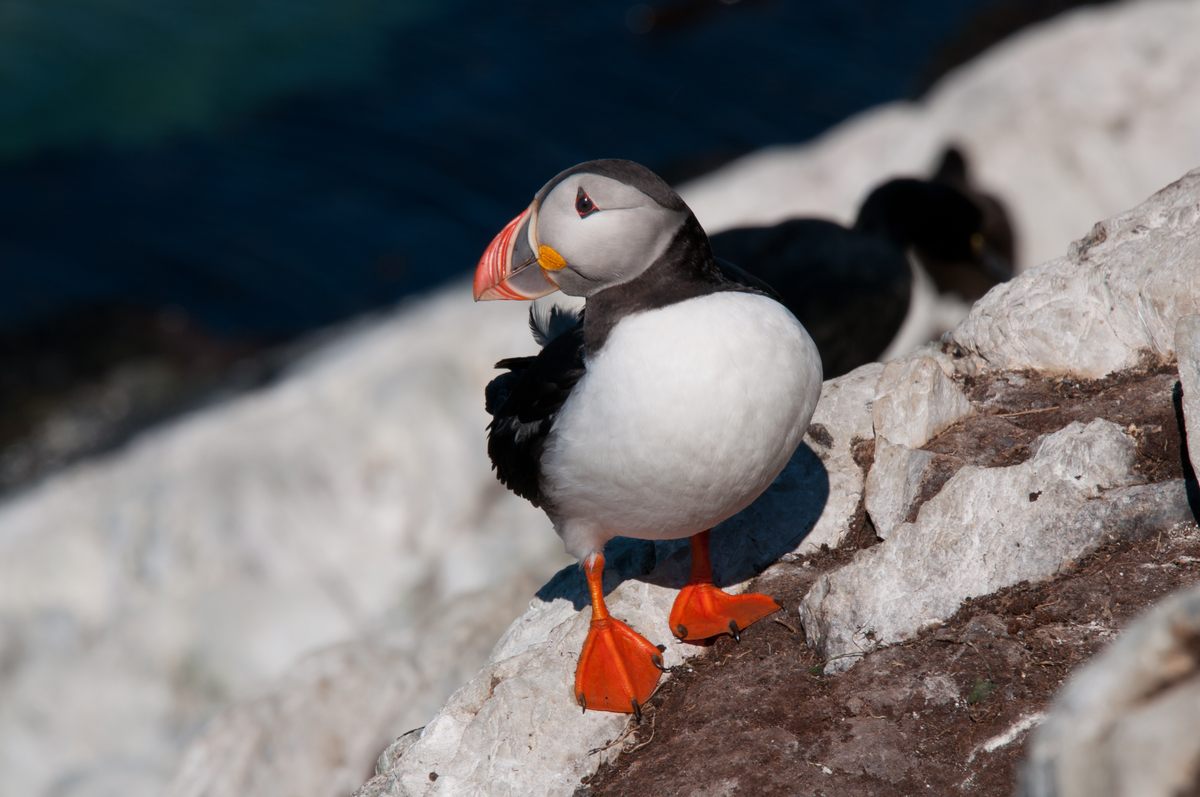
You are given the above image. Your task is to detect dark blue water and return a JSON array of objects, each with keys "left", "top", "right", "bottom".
[{"left": 1, "top": 1, "right": 998, "bottom": 339}]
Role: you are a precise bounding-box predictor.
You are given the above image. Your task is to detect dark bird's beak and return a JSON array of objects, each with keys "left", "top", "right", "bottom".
[{"left": 473, "top": 203, "right": 562, "bottom": 301}]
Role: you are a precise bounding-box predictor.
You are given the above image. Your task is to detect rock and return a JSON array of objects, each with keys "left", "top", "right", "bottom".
[
  {"left": 355, "top": 441, "right": 830, "bottom": 797},
  {"left": 0, "top": 287, "right": 569, "bottom": 797},
  {"left": 8, "top": 2, "right": 1200, "bottom": 793},
  {"left": 166, "top": 642, "right": 424, "bottom": 797},
  {"left": 163, "top": 571, "right": 548, "bottom": 797},
  {"left": 359, "top": 7, "right": 1200, "bottom": 786},
  {"left": 1177, "top": 315, "right": 1200, "bottom": 478},
  {"left": 1021, "top": 580, "right": 1200, "bottom": 797},
  {"left": 863, "top": 353, "right": 973, "bottom": 540},
  {"left": 872, "top": 355, "right": 973, "bottom": 448},
  {"left": 798, "top": 362, "right": 882, "bottom": 551},
  {"left": 374, "top": 728, "right": 424, "bottom": 780},
  {"left": 949, "top": 170, "right": 1200, "bottom": 377},
  {"left": 864, "top": 438, "right": 935, "bottom": 540},
  {"left": 358, "top": 547, "right": 673, "bottom": 797},
  {"left": 799, "top": 421, "right": 1193, "bottom": 671}
]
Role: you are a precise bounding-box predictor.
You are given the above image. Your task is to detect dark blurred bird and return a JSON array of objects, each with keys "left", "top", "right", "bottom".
[
  {"left": 710, "top": 146, "right": 1015, "bottom": 378},
  {"left": 474, "top": 159, "right": 822, "bottom": 716}
]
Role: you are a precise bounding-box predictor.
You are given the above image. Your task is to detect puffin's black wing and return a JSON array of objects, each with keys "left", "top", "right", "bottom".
[{"left": 485, "top": 321, "right": 586, "bottom": 508}]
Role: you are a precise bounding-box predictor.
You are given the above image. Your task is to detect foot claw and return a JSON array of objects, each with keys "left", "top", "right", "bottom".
[
  {"left": 575, "top": 618, "right": 662, "bottom": 715},
  {"left": 631, "top": 699, "right": 643, "bottom": 722},
  {"left": 669, "top": 583, "right": 780, "bottom": 642}
]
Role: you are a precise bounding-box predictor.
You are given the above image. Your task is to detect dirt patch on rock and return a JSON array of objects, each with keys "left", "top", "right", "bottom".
[
  {"left": 582, "top": 521, "right": 1200, "bottom": 797},
  {"left": 906, "top": 364, "right": 1186, "bottom": 520},
  {"left": 949, "top": 363, "right": 1184, "bottom": 477}
]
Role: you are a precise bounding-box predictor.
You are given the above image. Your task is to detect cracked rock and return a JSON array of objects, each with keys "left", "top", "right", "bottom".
[
  {"left": 950, "top": 170, "right": 1200, "bottom": 377},
  {"left": 872, "top": 356, "right": 973, "bottom": 449},
  {"left": 798, "top": 363, "right": 883, "bottom": 550},
  {"left": 864, "top": 438, "right": 937, "bottom": 540},
  {"left": 799, "top": 420, "right": 1193, "bottom": 671}
]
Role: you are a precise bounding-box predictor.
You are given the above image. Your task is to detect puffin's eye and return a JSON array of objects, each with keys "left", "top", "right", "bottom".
[{"left": 575, "top": 187, "right": 598, "bottom": 218}]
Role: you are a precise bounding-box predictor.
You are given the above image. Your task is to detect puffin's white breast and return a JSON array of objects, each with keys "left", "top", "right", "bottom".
[{"left": 542, "top": 291, "right": 821, "bottom": 551}]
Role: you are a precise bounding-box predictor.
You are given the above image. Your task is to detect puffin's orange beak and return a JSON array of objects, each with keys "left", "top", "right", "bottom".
[{"left": 473, "top": 204, "right": 561, "bottom": 301}]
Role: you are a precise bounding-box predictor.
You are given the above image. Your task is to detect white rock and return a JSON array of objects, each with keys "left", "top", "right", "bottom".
[
  {"left": 950, "top": 169, "right": 1200, "bottom": 377},
  {"left": 356, "top": 437, "right": 833, "bottom": 797},
  {"left": 799, "top": 421, "right": 1192, "bottom": 671},
  {"left": 872, "top": 355, "right": 973, "bottom": 448},
  {"left": 363, "top": 545, "right": 678, "bottom": 797},
  {"left": 1176, "top": 315, "right": 1200, "bottom": 479},
  {"left": 864, "top": 438, "right": 936, "bottom": 540},
  {"left": 1021, "top": 580, "right": 1200, "bottom": 797},
  {"left": 799, "top": 362, "right": 882, "bottom": 551},
  {"left": 166, "top": 642, "right": 423, "bottom": 797},
  {"left": 9, "top": 2, "right": 1200, "bottom": 794},
  {"left": 359, "top": 4, "right": 1200, "bottom": 787},
  {"left": 164, "top": 571, "right": 549, "bottom": 797},
  {"left": 0, "top": 286, "right": 570, "bottom": 797}
]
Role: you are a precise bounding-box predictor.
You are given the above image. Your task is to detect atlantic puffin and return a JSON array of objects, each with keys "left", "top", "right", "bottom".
[
  {"left": 710, "top": 146, "right": 1015, "bottom": 378},
  {"left": 474, "top": 159, "right": 822, "bottom": 715}
]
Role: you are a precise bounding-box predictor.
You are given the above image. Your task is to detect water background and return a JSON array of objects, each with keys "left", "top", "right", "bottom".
[{"left": 0, "top": 0, "right": 1050, "bottom": 339}]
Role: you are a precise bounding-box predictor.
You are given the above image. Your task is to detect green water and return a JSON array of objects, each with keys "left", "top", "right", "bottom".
[{"left": 0, "top": 0, "right": 444, "bottom": 159}]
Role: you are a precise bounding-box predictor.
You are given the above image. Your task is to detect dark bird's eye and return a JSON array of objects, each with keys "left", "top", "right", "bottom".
[{"left": 575, "top": 187, "right": 598, "bottom": 218}]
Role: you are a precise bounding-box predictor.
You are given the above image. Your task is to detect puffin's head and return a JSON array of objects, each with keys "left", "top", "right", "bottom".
[{"left": 473, "top": 159, "right": 689, "bottom": 301}]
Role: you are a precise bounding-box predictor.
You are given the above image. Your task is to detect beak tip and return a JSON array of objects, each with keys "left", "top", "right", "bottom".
[
  {"left": 472, "top": 263, "right": 498, "bottom": 302},
  {"left": 472, "top": 205, "right": 559, "bottom": 302}
]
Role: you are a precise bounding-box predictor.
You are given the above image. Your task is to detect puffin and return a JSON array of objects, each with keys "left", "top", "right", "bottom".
[
  {"left": 474, "top": 159, "right": 822, "bottom": 716},
  {"left": 709, "top": 146, "right": 1015, "bottom": 378}
]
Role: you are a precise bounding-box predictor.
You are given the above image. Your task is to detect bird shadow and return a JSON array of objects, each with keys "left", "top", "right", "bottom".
[{"left": 535, "top": 442, "right": 830, "bottom": 611}]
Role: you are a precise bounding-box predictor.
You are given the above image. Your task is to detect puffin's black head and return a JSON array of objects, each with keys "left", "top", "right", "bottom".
[
  {"left": 853, "top": 147, "right": 1016, "bottom": 300},
  {"left": 854, "top": 179, "right": 986, "bottom": 262},
  {"left": 473, "top": 159, "right": 691, "bottom": 301}
]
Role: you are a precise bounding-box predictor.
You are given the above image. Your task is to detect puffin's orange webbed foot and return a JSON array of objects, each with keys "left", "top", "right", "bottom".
[
  {"left": 669, "top": 582, "right": 780, "bottom": 642},
  {"left": 669, "top": 529, "right": 780, "bottom": 642},
  {"left": 575, "top": 616, "right": 663, "bottom": 715},
  {"left": 574, "top": 552, "right": 663, "bottom": 715}
]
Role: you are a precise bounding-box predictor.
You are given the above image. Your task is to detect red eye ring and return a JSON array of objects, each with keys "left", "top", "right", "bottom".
[{"left": 575, "top": 187, "right": 599, "bottom": 218}]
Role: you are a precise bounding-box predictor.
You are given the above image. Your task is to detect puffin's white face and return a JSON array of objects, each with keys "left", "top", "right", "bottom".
[{"left": 473, "top": 162, "right": 688, "bottom": 301}]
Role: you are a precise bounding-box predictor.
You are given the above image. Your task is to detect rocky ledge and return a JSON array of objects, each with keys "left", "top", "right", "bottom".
[{"left": 359, "top": 165, "right": 1200, "bottom": 796}]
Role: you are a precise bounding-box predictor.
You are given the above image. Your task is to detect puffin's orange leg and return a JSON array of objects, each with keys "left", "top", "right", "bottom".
[
  {"left": 574, "top": 552, "right": 663, "bottom": 715},
  {"left": 669, "top": 529, "right": 780, "bottom": 642}
]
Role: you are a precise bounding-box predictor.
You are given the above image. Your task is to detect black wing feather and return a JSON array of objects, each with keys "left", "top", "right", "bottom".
[{"left": 485, "top": 322, "right": 586, "bottom": 507}]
